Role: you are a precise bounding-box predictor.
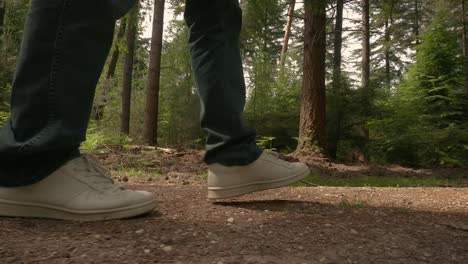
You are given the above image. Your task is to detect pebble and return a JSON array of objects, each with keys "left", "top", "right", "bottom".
[
  {"left": 160, "top": 236, "right": 172, "bottom": 244},
  {"left": 163, "top": 246, "right": 173, "bottom": 252},
  {"left": 135, "top": 229, "right": 145, "bottom": 234},
  {"left": 144, "top": 249, "right": 151, "bottom": 254},
  {"left": 350, "top": 229, "right": 359, "bottom": 235},
  {"left": 227, "top": 217, "right": 234, "bottom": 223}
]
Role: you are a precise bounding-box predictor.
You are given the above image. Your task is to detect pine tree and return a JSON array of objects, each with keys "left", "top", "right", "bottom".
[
  {"left": 0, "top": 0, "right": 5, "bottom": 41},
  {"left": 328, "top": 0, "right": 345, "bottom": 159},
  {"left": 297, "top": 0, "right": 327, "bottom": 154},
  {"left": 93, "top": 20, "right": 127, "bottom": 121},
  {"left": 143, "top": 0, "right": 165, "bottom": 145},
  {"left": 280, "top": 0, "right": 296, "bottom": 70},
  {"left": 361, "top": 0, "right": 370, "bottom": 107},
  {"left": 120, "top": 5, "right": 139, "bottom": 135},
  {"left": 370, "top": 7, "right": 468, "bottom": 166}
]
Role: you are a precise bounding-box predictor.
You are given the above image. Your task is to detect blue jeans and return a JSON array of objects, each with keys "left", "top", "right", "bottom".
[{"left": 0, "top": 0, "right": 261, "bottom": 187}]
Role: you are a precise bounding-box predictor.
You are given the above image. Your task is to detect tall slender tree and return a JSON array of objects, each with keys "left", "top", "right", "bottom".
[
  {"left": 328, "top": 0, "right": 344, "bottom": 159},
  {"left": 280, "top": 0, "right": 296, "bottom": 69},
  {"left": 462, "top": 0, "right": 467, "bottom": 93},
  {"left": 93, "top": 20, "right": 127, "bottom": 121},
  {"left": 0, "top": 0, "right": 5, "bottom": 40},
  {"left": 384, "top": 0, "right": 394, "bottom": 91},
  {"left": 414, "top": 0, "right": 420, "bottom": 46},
  {"left": 362, "top": 0, "right": 370, "bottom": 101},
  {"left": 143, "top": 0, "right": 165, "bottom": 145},
  {"left": 297, "top": 0, "right": 327, "bottom": 154},
  {"left": 107, "top": 20, "right": 127, "bottom": 80},
  {"left": 120, "top": 5, "right": 138, "bottom": 135}
]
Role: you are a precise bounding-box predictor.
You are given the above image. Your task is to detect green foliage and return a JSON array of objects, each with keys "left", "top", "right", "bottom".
[
  {"left": 0, "top": 0, "right": 29, "bottom": 113},
  {"left": 81, "top": 122, "right": 130, "bottom": 151},
  {"left": 241, "top": 0, "right": 304, "bottom": 151},
  {"left": 256, "top": 136, "right": 277, "bottom": 151},
  {"left": 158, "top": 19, "right": 202, "bottom": 146},
  {"left": 2, "top": 0, "right": 466, "bottom": 170},
  {"left": 369, "top": 10, "right": 468, "bottom": 167},
  {"left": 0, "top": 110, "right": 9, "bottom": 126}
]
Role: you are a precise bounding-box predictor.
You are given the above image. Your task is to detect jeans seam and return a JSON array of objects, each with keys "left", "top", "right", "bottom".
[{"left": 19, "top": 0, "right": 71, "bottom": 151}]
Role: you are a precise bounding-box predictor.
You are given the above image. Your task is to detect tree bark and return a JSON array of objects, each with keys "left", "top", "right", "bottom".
[
  {"left": 332, "top": 0, "right": 343, "bottom": 84},
  {"left": 297, "top": 0, "right": 327, "bottom": 154},
  {"left": 385, "top": 18, "right": 390, "bottom": 90},
  {"left": 107, "top": 20, "right": 127, "bottom": 79},
  {"left": 414, "top": 0, "right": 420, "bottom": 46},
  {"left": 280, "top": 0, "right": 296, "bottom": 69},
  {"left": 462, "top": 0, "right": 467, "bottom": 93},
  {"left": 143, "top": 0, "right": 165, "bottom": 145},
  {"left": 361, "top": 0, "right": 370, "bottom": 110},
  {"left": 120, "top": 6, "right": 138, "bottom": 135},
  {"left": 384, "top": 1, "right": 393, "bottom": 92},
  {"left": 462, "top": 0, "right": 467, "bottom": 57},
  {"left": 328, "top": 0, "right": 344, "bottom": 159},
  {"left": 0, "top": 0, "right": 5, "bottom": 46}
]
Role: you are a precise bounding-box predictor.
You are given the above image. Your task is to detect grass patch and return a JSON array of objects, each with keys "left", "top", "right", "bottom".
[
  {"left": 292, "top": 174, "right": 459, "bottom": 187},
  {"left": 198, "top": 171, "right": 208, "bottom": 179}
]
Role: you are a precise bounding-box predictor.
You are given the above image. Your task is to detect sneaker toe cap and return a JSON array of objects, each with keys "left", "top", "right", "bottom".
[{"left": 67, "top": 189, "right": 156, "bottom": 211}]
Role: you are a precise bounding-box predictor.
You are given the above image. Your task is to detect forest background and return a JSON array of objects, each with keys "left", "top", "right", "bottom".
[{"left": 0, "top": 0, "right": 467, "bottom": 169}]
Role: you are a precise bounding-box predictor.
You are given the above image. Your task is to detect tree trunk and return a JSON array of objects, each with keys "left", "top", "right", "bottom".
[
  {"left": 384, "top": 0, "right": 394, "bottom": 93},
  {"left": 297, "top": 0, "right": 327, "bottom": 155},
  {"left": 120, "top": 6, "right": 138, "bottom": 135},
  {"left": 0, "top": 0, "right": 5, "bottom": 45},
  {"left": 360, "top": 0, "right": 371, "bottom": 156},
  {"left": 361, "top": 0, "right": 370, "bottom": 111},
  {"left": 328, "top": 0, "right": 344, "bottom": 159},
  {"left": 107, "top": 20, "right": 127, "bottom": 79},
  {"left": 280, "top": 0, "right": 296, "bottom": 69},
  {"left": 414, "top": 0, "right": 420, "bottom": 46},
  {"left": 143, "top": 0, "right": 165, "bottom": 145},
  {"left": 462, "top": 0, "right": 467, "bottom": 93},
  {"left": 93, "top": 20, "right": 127, "bottom": 121},
  {"left": 333, "top": 0, "right": 343, "bottom": 84},
  {"left": 385, "top": 18, "right": 391, "bottom": 90}
]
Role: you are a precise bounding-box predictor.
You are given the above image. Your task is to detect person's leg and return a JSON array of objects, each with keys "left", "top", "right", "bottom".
[
  {"left": 0, "top": 0, "right": 156, "bottom": 221},
  {"left": 184, "top": 0, "right": 262, "bottom": 166},
  {"left": 0, "top": 0, "right": 140, "bottom": 187},
  {"left": 0, "top": 0, "right": 115, "bottom": 186},
  {"left": 184, "top": 0, "right": 310, "bottom": 199}
]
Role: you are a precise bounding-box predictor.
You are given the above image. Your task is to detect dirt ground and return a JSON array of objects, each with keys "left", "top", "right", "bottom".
[{"left": 0, "top": 147, "right": 467, "bottom": 264}]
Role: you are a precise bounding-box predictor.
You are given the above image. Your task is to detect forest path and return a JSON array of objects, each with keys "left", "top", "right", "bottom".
[{"left": 1, "top": 185, "right": 467, "bottom": 264}]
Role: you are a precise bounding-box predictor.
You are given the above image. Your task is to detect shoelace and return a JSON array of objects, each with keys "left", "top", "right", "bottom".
[{"left": 72, "top": 155, "right": 125, "bottom": 192}]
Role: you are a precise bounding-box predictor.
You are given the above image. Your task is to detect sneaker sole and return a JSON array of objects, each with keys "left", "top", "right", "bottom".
[
  {"left": 0, "top": 199, "right": 157, "bottom": 221},
  {"left": 207, "top": 167, "right": 310, "bottom": 200}
]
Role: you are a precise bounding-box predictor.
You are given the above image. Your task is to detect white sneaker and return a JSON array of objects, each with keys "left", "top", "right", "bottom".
[
  {"left": 207, "top": 150, "right": 310, "bottom": 199},
  {"left": 0, "top": 155, "right": 156, "bottom": 221}
]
